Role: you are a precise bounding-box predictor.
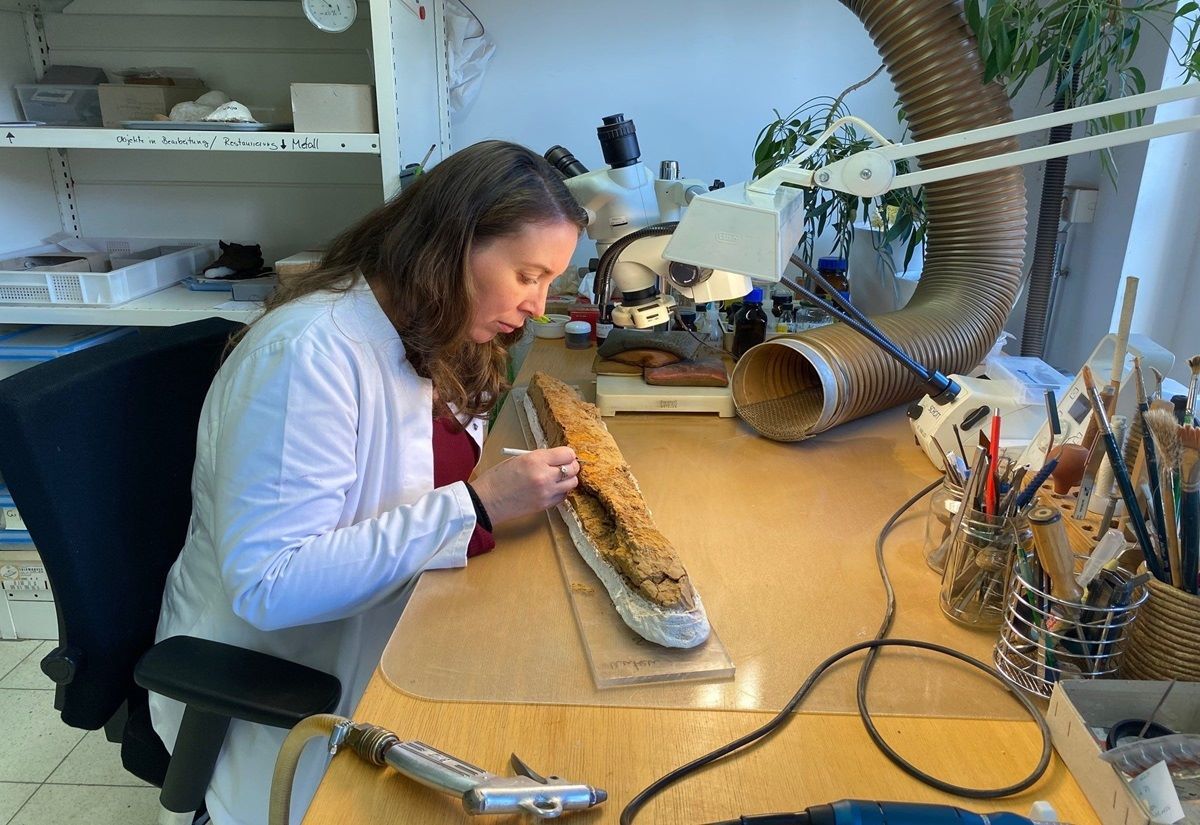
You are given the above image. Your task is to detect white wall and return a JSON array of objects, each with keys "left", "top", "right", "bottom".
[
  {"left": 1110, "top": 20, "right": 1200, "bottom": 387},
  {"left": 450, "top": 0, "right": 906, "bottom": 269},
  {"left": 451, "top": 0, "right": 1064, "bottom": 337},
  {"left": 1014, "top": 24, "right": 1175, "bottom": 372}
]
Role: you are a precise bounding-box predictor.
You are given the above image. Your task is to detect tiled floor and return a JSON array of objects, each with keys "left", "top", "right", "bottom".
[{"left": 0, "top": 639, "right": 162, "bottom": 824}]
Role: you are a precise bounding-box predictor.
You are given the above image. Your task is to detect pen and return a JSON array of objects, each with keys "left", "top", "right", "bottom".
[{"left": 502, "top": 447, "right": 585, "bottom": 463}]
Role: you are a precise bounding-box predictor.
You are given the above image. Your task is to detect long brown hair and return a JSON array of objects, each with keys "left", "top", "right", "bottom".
[{"left": 238, "top": 140, "right": 586, "bottom": 420}]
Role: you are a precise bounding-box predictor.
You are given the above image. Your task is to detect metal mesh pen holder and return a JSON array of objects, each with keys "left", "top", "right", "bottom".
[{"left": 994, "top": 562, "right": 1147, "bottom": 699}]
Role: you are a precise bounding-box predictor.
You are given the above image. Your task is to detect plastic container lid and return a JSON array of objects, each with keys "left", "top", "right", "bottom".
[
  {"left": 0, "top": 325, "right": 134, "bottom": 362},
  {"left": 983, "top": 353, "right": 1070, "bottom": 405},
  {"left": 563, "top": 320, "right": 591, "bottom": 334},
  {"left": 0, "top": 324, "right": 35, "bottom": 343},
  {"left": 744, "top": 287, "right": 764, "bottom": 303},
  {"left": 817, "top": 257, "right": 848, "bottom": 271}
]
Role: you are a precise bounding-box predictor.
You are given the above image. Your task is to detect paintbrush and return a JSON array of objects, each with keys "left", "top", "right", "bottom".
[
  {"left": 1082, "top": 366, "right": 1164, "bottom": 582},
  {"left": 1179, "top": 425, "right": 1200, "bottom": 595},
  {"left": 1146, "top": 407, "right": 1182, "bottom": 587},
  {"left": 1186, "top": 355, "right": 1200, "bottom": 426},
  {"left": 1133, "top": 357, "right": 1170, "bottom": 553},
  {"left": 1151, "top": 367, "right": 1166, "bottom": 401}
]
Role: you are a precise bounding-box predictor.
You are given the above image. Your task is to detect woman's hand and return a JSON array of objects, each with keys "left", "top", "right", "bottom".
[{"left": 471, "top": 446, "right": 580, "bottom": 526}]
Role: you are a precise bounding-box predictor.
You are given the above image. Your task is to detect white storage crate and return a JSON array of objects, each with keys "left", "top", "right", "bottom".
[
  {"left": 0, "top": 540, "right": 56, "bottom": 641},
  {"left": 0, "top": 238, "right": 219, "bottom": 306}
]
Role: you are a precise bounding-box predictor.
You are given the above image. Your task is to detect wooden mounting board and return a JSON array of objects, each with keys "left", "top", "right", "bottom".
[{"left": 511, "top": 387, "right": 735, "bottom": 688}]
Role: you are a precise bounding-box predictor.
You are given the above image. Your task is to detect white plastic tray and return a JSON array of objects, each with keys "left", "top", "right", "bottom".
[{"left": 0, "top": 238, "right": 218, "bottom": 306}]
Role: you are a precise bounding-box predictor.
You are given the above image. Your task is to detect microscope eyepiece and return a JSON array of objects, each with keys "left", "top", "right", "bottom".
[
  {"left": 544, "top": 145, "right": 589, "bottom": 178},
  {"left": 597, "top": 113, "right": 640, "bottom": 169}
]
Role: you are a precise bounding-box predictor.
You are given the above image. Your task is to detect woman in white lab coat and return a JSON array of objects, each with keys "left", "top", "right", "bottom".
[{"left": 149, "top": 140, "right": 588, "bottom": 825}]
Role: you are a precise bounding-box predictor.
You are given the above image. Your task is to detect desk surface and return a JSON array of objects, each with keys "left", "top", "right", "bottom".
[{"left": 304, "top": 340, "right": 1101, "bottom": 825}]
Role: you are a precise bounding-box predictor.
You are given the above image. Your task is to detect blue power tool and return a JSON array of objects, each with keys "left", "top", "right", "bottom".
[{"left": 705, "top": 799, "right": 1064, "bottom": 824}]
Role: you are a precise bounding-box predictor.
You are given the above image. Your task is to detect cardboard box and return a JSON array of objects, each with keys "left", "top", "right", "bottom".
[
  {"left": 290, "top": 83, "right": 376, "bottom": 133},
  {"left": 98, "top": 81, "right": 207, "bottom": 128},
  {"left": 275, "top": 249, "right": 324, "bottom": 287},
  {"left": 1047, "top": 680, "right": 1200, "bottom": 825}
]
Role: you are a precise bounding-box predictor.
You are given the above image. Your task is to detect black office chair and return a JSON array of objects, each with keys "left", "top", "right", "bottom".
[{"left": 0, "top": 318, "right": 341, "bottom": 823}]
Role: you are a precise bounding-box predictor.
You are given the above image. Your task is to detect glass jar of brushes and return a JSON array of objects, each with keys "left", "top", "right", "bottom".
[
  {"left": 924, "top": 475, "right": 965, "bottom": 574},
  {"left": 939, "top": 506, "right": 1020, "bottom": 629}
]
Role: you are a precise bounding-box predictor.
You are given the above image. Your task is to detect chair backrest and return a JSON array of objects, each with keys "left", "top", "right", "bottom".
[{"left": 0, "top": 318, "right": 242, "bottom": 729}]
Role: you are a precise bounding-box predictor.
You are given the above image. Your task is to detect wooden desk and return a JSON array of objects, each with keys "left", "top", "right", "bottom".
[{"left": 305, "top": 340, "right": 1100, "bottom": 825}]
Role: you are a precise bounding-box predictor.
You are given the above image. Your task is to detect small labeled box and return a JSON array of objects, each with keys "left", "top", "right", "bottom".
[
  {"left": 16, "top": 84, "right": 102, "bottom": 126},
  {"left": 290, "top": 83, "right": 376, "bottom": 133}
]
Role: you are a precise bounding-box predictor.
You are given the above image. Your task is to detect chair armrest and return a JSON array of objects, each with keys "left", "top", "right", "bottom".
[{"left": 134, "top": 636, "right": 341, "bottom": 729}]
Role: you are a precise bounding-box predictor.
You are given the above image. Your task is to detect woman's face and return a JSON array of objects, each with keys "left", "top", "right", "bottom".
[{"left": 467, "top": 219, "right": 579, "bottom": 344}]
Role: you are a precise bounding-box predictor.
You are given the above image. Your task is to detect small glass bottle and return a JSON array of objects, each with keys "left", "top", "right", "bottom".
[
  {"left": 595, "top": 304, "right": 614, "bottom": 346},
  {"left": 771, "top": 293, "right": 793, "bottom": 334},
  {"left": 703, "top": 302, "right": 722, "bottom": 344},
  {"left": 731, "top": 288, "right": 768, "bottom": 359},
  {"left": 816, "top": 256, "right": 850, "bottom": 303}
]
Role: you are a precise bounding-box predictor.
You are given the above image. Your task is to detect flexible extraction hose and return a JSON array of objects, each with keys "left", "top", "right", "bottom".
[
  {"left": 731, "top": 0, "right": 1028, "bottom": 440},
  {"left": 269, "top": 713, "right": 347, "bottom": 825}
]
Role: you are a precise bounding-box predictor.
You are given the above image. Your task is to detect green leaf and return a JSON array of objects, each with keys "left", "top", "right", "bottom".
[
  {"left": 965, "top": 0, "right": 984, "bottom": 44},
  {"left": 1127, "top": 65, "right": 1146, "bottom": 94},
  {"left": 1069, "top": 22, "right": 1090, "bottom": 66}
]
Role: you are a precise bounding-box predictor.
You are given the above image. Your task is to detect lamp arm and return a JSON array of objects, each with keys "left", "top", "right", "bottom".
[
  {"left": 769, "top": 81, "right": 1200, "bottom": 198},
  {"left": 748, "top": 115, "right": 895, "bottom": 196}
]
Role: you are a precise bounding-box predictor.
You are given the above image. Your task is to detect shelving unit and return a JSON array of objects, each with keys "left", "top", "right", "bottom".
[
  {"left": 0, "top": 0, "right": 450, "bottom": 327},
  {"left": 0, "top": 284, "right": 261, "bottom": 325},
  {"left": 2, "top": 127, "right": 382, "bottom": 154}
]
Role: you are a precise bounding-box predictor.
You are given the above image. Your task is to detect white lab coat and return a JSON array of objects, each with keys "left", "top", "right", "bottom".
[{"left": 150, "top": 279, "right": 484, "bottom": 825}]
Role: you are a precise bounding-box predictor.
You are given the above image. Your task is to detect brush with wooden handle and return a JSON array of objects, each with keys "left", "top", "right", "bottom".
[
  {"left": 1186, "top": 355, "right": 1200, "bottom": 426},
  {"left": 1029, "top": 505, "right": 1082, "bottom": 605},
  {"left": 1083, "top": 366, "right": 1165, "bottom": 583},
  {"left": 1179, "top": 425, "right": 1200, "bottom": 595},
  {"left": 1145, "top": 407, "right": 1182, "bottom": 587},
  {"left": 1110, "top": 276, "right": 1139, "bottom": 398}
]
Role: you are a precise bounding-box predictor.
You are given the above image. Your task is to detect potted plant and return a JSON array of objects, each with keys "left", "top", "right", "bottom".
[
  {"left": 964, "top": 0, "right": 1200, "bottom": 356},
  {"left": 752, "top": 67, "right": 926, "bottom": 275}
]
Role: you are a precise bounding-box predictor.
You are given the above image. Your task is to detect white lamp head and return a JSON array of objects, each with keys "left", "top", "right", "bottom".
[{"left": 662, "top": 183, "right": 806, "bottom": 282}]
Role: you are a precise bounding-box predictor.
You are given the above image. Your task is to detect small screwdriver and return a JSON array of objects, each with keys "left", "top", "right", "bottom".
[{"left": 703, "top": 799, "right": 1064, "bottom": 824}]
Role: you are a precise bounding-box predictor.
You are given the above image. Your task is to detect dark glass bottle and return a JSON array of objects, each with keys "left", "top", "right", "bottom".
[
  {"left": 816, "top": 256, "right": 850, "bottom": 302},
  {"left": 732, "top": 288, "right": 768, "bottom": 359}
]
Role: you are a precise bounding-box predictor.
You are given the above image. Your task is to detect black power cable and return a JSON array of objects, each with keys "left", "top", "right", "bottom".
[{"left": 619, "top": 479, "right": 1053, "bottom": 825}]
